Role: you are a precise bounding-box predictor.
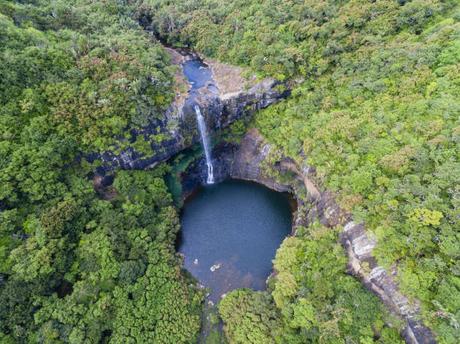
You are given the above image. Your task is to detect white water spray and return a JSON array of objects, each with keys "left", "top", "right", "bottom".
[{"left": 194, "top": 105, "right": 214, "bottom": 184}]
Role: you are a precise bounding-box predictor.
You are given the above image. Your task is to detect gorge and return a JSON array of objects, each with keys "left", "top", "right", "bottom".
[
  {"left": 2, "top": 2, "right": 457, "bottom": 343},
  {"left": 94, "top": 47, "right": 435, "bottom": 343},
  {"left": 94, "top": 48, "right": 436, "bottom": 344}
]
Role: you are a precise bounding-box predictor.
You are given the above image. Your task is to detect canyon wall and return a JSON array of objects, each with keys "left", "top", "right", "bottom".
[
  {"left": 93, "top": 48, "right": 435, "bottom": 344},
  {"left": 179, "top": 129, "right": 436, "bottom": 344},
  {"left": 93, "top": 51, "right": 289, "bottom": 172}
]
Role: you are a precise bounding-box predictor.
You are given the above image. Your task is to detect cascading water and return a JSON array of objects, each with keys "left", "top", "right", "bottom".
[{"left": 194, "top": 104, "right": 214, "bottom": 184}]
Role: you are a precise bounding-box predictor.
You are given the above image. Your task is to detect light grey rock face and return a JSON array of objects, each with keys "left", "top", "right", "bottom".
[
  {"left": 338, "top": 221, "right": 435, "bottom": 341},
  {"left": 343, "top": 221, "right": 377, "bottom": 259},
  {"left": 341, "top": 220, "right": 438, "bottom": 344}
]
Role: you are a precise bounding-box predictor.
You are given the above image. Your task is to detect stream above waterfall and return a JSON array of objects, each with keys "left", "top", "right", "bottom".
[
  {"left": 182, "top": 55, "right": 217, "bottom": 184},
  {"left": 183, "top": 59, "right": 213, "bottom": 90},
  {"left": 177, "top": 179, "right": 293, "bottom": 302}
]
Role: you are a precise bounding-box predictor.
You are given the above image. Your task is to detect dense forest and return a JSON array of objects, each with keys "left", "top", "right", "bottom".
[
  {"left": 1, "top": 1, "right": 459, "bottom": 344},
  {"left": 0, "top": 1, "right": 202, "bottom": 343}
]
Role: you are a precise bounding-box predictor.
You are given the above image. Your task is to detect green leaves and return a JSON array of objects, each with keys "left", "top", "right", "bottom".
[
  {"left": 289, "top": 298, "right": 316, "bottom": 330},
  {"left": 243, "top": 3, "right": 459, "bottom": 340},
  {"left": 1, "top": 0, "right": 459, "bottom": 342},
  {"left": 22, "top": 169, "right": 203, "bottom": 343},
  {"left": 408, "top": 207, "right": 444, "bottom": 226},
  {"left": 0, "top": 2, "right": 199, "bottom": 342},
  {"left": 270, "top": 223, "right": 402, "bottom": 343},
  {"left": 218, "top": 223, "right": 401, "bottom": 343},
  {"left": 219, "top": 289, "right": 281, "bottom": 344}
]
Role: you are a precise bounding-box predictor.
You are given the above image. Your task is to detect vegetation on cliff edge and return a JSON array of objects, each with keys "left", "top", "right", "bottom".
[{"left": 141, "top": 0, "right": 460, "bottom": 342}]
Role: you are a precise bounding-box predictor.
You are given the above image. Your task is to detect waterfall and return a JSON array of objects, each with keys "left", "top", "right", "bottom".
[{"left": 194, "top": 105, "right": 214, "bottom": 184}]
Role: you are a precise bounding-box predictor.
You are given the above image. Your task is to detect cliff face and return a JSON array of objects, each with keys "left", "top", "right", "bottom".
[
  {"left": 179, "top": 129, "right": 436, "bottom": 344},
  {"left": 94, "top": 50, "right": 289, "bottom": 172}
]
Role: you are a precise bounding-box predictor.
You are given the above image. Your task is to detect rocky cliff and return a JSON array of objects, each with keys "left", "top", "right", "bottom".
[
  {"left": 93, "top": 49, "right": 289, "bottom": 172},
  {"left": 178, "top": 129, "right": 436, "bottom": 344},
  {"left": 90, "top": 45, "right": 435, "bottom": 344}
]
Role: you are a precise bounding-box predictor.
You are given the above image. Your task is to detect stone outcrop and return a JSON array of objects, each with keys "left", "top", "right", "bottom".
[
  {"left": 179, "top": 129, "right": 436, "bottom": 344},
  {"left": 341, "top": 222, "right": 436, "bottom": 344},
  {"left": 230, "top": 129, "right": 291, "bottom": 192}
]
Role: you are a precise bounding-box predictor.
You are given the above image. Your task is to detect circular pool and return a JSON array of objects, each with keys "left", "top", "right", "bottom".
[{"left": 178, "top": 179, "right": 293, "bottom": 302}]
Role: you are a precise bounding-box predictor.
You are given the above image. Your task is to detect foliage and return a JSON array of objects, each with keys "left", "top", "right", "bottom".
[
  {"left": 219, "top": 224, "right": 403, "bottom": 343},
  {"left": 0, "top": 0, "right": 174, "bottom": 154},
  {"left": 272, "top": 224, "right": 404, "bottom": 343},
  {"left": 253, "top": 10, "right": 460, "bottom": 341},
  {"left": 2, "top": 0, "right": 459, "bottom": 343},
  {"left": 141, "top": 0, "right": 460, "bottom": 342},
  {"left": 219, "top": 289, "right": 282, "bottom": 344},
  {"left": 0, "top": 1, "right": 202, "bottom": 343},
  {"left": 1, "top": 168, "right": 203, "bottom": 343}
]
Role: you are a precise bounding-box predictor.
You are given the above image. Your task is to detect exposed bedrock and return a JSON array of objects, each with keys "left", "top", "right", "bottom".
[{"left": 180, "top": 128, "right": 436, "bottom": 344}]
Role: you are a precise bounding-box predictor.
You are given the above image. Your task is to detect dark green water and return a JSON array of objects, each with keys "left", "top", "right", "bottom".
[{"left": 178, "top": 180, "right": 293, "bottom": 302}]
